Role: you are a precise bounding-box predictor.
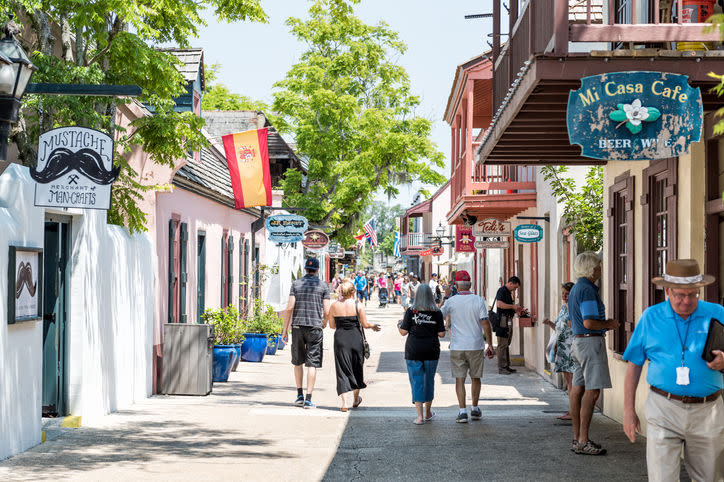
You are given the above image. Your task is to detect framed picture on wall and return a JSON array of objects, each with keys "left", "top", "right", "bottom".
[{"left": 8, "top": 246, "right": 43, "bottom": 324}]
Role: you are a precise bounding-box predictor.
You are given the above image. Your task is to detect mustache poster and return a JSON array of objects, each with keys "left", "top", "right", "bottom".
[
  {"left": 14, "top": 251, "right": 39, "bottom": 320},
  {"left": 31, "top": 126, "right": 118, "bottom": 210}
]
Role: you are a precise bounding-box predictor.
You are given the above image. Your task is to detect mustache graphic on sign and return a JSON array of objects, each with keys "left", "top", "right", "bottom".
[
  {"left": 30, "top": 147, "right": 120, "bottom": 185},
  {"left": 15, "top": 262, "right": 37, "bottom": 299}
]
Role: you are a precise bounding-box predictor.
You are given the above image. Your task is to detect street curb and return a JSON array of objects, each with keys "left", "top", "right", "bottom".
[{"left": 61, "top": 415, "right": 82, "bottom": 428}]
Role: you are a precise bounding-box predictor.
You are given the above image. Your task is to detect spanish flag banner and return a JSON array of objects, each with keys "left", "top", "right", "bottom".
[{"left": 222, "top": 128, "right": 272, "bottom": 209}]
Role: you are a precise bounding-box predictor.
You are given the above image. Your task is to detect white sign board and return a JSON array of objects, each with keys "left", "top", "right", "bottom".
[
  {"left": 475, "top": 240, "right": 510, "bottom": 249},
  {"left": 31, "top": 127, "right": 118, "bottom": 210}
]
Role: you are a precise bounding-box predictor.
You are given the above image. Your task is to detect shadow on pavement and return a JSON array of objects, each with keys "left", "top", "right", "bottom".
[{"left": 1, "top": 419, "right": 292, "bottom": 479}]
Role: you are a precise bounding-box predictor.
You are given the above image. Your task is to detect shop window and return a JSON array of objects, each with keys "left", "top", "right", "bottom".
[
  {"left": 641, "top": 158, "right": 677, "bottom": 309},
  {"left": 609, "top": 172, "right": 634, "bottom": 352}
]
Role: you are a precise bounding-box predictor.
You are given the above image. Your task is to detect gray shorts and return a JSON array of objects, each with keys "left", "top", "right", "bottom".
[{"left": 571, "top": 336, "right": 611, "bottom": 390}]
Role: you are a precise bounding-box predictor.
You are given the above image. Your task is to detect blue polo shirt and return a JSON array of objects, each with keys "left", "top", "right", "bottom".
[
  {"left": 623, "top": 300, "right": 724, "bottom": 397},
  {"left": 568, "top": 277, "right": 606, "bottom": 335}
]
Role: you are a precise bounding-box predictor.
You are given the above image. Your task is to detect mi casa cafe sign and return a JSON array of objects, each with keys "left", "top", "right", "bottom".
[
  {"left": 514, "top": 224, "right": 543, "bottom": 243},
  {"left": 472, "top": 218, "right": 511, "bottom": 237},
  {"left": 567, "top": 72, "right": 702, "bottom": 161},
  {"left": 266, "top": 214, "right": 308, "bottom": 243},
  {"left": 302, "top": 230, "right": 329, "bottom": 250},
  {"left": 31, "top": 127, "right": 119, "bottom": 210}
]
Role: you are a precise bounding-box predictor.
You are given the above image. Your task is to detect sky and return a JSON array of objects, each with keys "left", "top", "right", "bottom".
[{"left": 193, "top": 0, "right": 497, "bottom": 207}]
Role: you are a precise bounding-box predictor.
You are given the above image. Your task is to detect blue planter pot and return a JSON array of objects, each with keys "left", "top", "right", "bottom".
[
  {"left": 276, "top": 334, "right": 285, "bottom": 351},
  {"left": 213, "top": 345, "right": 236, "bottom": 382},
  {"left": 231, "top": 344, "right": 242, "bottom": 371},
  {"left": 241, "top": 333, "right": 268, "bottom": 362},
  {"left": 266, "top": 334, "right": 279, "bottom": 356}
]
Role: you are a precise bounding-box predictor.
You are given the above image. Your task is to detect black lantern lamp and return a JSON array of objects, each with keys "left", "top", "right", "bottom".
[
  {"left": 434, "top": 222, "right": 454, "bottom": 246},
  {"left": 0, "top": 18, "right": 36, "bottom": 161}
]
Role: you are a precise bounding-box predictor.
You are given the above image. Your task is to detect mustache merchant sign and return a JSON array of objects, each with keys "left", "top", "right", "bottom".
[{"left": 31, "top": 127, "right": 119, "bottom": 210}]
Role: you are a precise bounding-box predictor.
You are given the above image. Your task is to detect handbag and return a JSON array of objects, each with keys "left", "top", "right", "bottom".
[
  {"left": 355, "top": 300, "right": 371, "bottom": 359},
  {"left": 546, "top": 332, "right": 557, "bottom": 364}
]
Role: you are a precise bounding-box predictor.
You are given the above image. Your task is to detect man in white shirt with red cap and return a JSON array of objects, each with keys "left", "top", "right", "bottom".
[{"left": 441, "top": 270, "right": 495, "bottom": 423}]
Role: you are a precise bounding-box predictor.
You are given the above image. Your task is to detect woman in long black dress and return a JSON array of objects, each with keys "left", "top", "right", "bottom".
[{"left": 329, "top": 280, "right": 381, "bottom": 411}]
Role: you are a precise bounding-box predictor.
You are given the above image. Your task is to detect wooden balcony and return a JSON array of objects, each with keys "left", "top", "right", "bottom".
[
  {"left": 479, "top": 0, "right": 724, "bottom": 165},
  {"left": 400, "top": 233, "right": 435, "bottom": 253}
]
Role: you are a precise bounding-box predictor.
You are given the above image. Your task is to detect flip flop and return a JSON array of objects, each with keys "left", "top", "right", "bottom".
[
  {"left": 413, "top": 419, "right": 425, "bottom": 425},
  {"left": 557, "top": 413, "right": 572, "bottom": 420},
  {"left": 353, "top": 396, "right": 363, "bottom": 408},
  {"left": 340, "top": 407, "right": 348, "bottom": 412},
  {"left": 424, "top": 412, "right": 435, "bottom": 422}
]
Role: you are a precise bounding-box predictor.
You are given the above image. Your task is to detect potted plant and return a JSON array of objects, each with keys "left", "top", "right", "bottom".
[
  {"left": 518, "top": 308, "right": 534, "bottom": 327},
  {"left": 265, "top": 307, "right": 284, "bottom": 356},
  {"left": 241, "top": 300, "right": 278, "bottom": 362},
  {"left": 202, "top": 306, "right": 244, "bottom": 381}
]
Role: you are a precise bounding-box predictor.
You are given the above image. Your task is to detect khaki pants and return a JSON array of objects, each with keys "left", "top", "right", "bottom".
[
  {"left": 496, "top": 315, "right": 513, "bottom": 370},
  {"left": 645, "top": 391, "right": 724, "bottom": 482}
]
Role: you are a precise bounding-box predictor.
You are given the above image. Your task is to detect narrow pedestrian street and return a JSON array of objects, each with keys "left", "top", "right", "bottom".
[{"left": 1, "top": 300, "right": 648, "bottom": 481}]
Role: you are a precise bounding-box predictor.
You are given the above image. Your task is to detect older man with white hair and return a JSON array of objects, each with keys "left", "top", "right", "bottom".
[
  {"left": 623, "top": 259, "right": 724, "bottom": 482},
  {"left": 567, "top": 251, "right": 618, "bottom": 455}
]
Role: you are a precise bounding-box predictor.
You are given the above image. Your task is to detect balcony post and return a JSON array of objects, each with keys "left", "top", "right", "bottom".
[{"left": 554, "top": 0, "right": 568, "bottom": 55}]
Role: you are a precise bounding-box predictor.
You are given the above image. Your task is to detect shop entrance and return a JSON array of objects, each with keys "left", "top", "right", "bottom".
[{"left": 42, "top": 215, "right": 71, "bottom": 416}]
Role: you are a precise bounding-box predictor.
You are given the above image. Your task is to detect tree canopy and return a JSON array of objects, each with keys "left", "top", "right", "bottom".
[
  {"left": 272, "top": 0, "right": 445, "bottom": 247},
  {"left": 6, "top": 0, "right": 267, "bottom": 232},
  {"left": 541, "top": 166, "right": 603, "bottom": 252}
]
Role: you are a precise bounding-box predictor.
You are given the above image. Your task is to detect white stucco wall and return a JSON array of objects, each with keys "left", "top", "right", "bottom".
[
  {"left": 264, "top": 240, "right": 305, "bottom": 312},
  {"left": 0, "top": 165, "right": 44, "bottom": 460},
  {"left": 66, "top": 210, "right": 155, "bottom": 422},
  {"left": 0, "top": 165, "right": 155, "bottom": 459}
]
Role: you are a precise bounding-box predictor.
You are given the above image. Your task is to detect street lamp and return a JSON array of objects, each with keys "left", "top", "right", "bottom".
[
  {"left": 433, "top": 222, "right": 454, "bottom": 248},
  {"left": 0, "top": 19, "right": 36, "bottom": 161}
]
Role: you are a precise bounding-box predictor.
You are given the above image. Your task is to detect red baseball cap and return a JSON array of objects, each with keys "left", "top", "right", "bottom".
[{"left": 455, "top": 270, "right": 471, "bottom": 282}]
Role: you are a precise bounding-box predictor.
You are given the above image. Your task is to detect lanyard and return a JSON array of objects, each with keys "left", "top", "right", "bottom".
[{"left": 673, "top": 317, "right": 692, "bottom": 367}]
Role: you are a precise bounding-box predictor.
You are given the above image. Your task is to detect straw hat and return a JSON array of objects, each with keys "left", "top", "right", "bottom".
[{"left": 651, "top": 259, "right": 715, "bottom": 288}]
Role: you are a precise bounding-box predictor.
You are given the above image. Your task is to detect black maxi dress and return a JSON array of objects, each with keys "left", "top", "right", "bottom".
[{"left": 333, "top": 315, "right": 367, "bottom": 395}]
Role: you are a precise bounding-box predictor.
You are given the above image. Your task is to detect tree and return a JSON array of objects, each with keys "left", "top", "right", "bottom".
[
  {"left": 6, "top": 1, "right": 267, "bottom": 232},
  {"left": 363, "top": 201, "right": 404, "bottom": 256},
  {"left": 272, "top": 0, "right": 445, "bottom": 247},
  {"left": 540, "top": 166, "right": 603, "bottom": 252}
]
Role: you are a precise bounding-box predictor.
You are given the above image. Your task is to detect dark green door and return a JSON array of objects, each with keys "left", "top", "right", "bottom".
[{"left": 42, "top": 217, "right": 70, "bottom": 416}]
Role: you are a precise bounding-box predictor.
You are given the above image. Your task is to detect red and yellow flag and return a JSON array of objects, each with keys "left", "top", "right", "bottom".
[{"left": 222, "top": 128, "right": 272, "bottom": 209}]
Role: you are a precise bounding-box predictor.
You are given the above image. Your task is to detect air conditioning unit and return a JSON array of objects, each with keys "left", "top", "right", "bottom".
[{"left": 162, "top": 323, "right": 213, "bottom": 395}]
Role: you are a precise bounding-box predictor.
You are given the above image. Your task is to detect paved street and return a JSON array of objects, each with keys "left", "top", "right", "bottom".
[{"left": 1, "top": 300, "right": 649, "bottom": 481}]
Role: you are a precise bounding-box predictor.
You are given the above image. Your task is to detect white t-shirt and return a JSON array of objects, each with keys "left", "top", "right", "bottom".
[
  {"left": 440, "top": 292, "right": 489, "bottom": 351},
  {"left": 429, "top": 279, "right": 438, "bottom": 293}
]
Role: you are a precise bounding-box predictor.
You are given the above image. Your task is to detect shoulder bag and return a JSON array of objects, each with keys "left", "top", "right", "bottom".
[{"left": 355, "top": 300, "right": 371, "bottom": 359}]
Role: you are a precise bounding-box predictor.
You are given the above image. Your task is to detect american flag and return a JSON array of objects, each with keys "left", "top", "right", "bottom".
[{"left": 363, "top": 218, "right": 378, "bottom": 247}]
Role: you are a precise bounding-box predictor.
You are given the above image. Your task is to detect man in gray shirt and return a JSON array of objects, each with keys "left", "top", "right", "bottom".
[{"left": 282, "top": 258, "right": 331, "bottom": 409}]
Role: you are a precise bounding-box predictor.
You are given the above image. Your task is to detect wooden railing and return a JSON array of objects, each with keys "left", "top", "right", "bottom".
[
  {"left": 400, "top": 232, "right": 433, "bottom": 251},
  {"left": 472, "top": 164, "right": 536, "bottom": 194},
  {"left": 492, "top": 0, "right": 720, "bottom": 115}
]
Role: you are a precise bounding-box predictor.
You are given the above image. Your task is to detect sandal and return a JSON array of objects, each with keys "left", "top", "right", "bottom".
[
  {"left": 424, "top": 412, "right": 435, "bottom": 422},
  {"left": 557, "top": 412, "right": 572, "bottom": 420},
  {"left": 571, "top": 440, "right": 580, "bottom": 452},
  {"left": 413, "top": 418, "right": 425, "bottom": 425},
  {"left": 353, "top": 396, "right": 363, "bottom": 408},
  {"left": 340, "top": 407, "right": 348, "bottom": 412},
  {"left": 575, "top": 441, "right": 607, "bottom": 455}
]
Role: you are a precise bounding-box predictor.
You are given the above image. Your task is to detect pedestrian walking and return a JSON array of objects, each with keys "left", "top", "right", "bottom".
[
  {"left": 494, "top": 276, "right": 522, "bottom": 374},
  {"left": 398, "top": 284, "right": 446, "bottom": 424},
  {"left": 409, "top": 275, "right": 420, "bottom": 307},
  {"left": 354, "top": 271, "right": 367, "bottom": 303},
  {"left": 429, "top": 273, "right": 442, "bottom": 305},
  {"left": 329, "top": 280, "right": 381, "bottom": 412},
  {"left": 281, "top": 257, "right": 331, "bottom": 409},
  {"left": 378, "top": 272, "right": 389, "bottom": 308},
  {"left": 622, "top": 259, "right": 724, "bottom": 481},
  {"left": 401, "top": 276, "right": 410, "bottom": 308},
  {"left": 440, "top": 270, "right": 495, "bottom": 423},
  {"left": 567, "top": 252, "right": 618, "bottom": 455},
  {"left": 542, "top": 282, "right": 577, "bottom": 420},
  {"left": 394, "top": 274, "right": 403, "bottom": 305}
]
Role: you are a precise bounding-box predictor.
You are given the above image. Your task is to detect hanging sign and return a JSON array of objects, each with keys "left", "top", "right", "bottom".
[
  {"left": 475, "top": 240, "right": 510, "bottom": 249},
  {"left": 456, "top": 226, "right": 476, "bottom": 253},
  {"left": 472, "top": 218, "right": 511, "bottom": 237},
  {"left": 31, "top": 127, "right": 119, "bottom": 210},
  {"left": 420, "top": 246, "right": 444, "bottom": 257},
  {"left": 567, "top": 71, "right": 702, "bottom": 161},
  {"left": 266, "top": 214, "right": 308, "bottom": 243},
  {"left": 302, "top": 230, "right": 329, "bottom": 250},
  {"left": 8, "top": 246, "right": 43, "bottom": 324},
  {"left": 514, "top": 224, "right": 543, "bottom": 243}
]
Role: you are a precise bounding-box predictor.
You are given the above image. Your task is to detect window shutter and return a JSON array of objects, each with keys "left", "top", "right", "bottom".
[
  {"left": 228, "top": 236, "right": 234, "bottom": 307},
  {"left": 239, "top": 238, "right": 244, "bottom": 308},
  {"left": 168, "top": 219, "right": 176, "bottom": 323},
  {"left": 221, "top": 235, "right": 226, "bottom": 306},
  {"left": 243, "top": 239, "right": 250, "bottom": 312},
  {"left": 179, "top": 222, "right": 188, "bottom": 323}
]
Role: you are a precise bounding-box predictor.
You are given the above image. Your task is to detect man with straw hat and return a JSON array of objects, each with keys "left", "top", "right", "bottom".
[{"left": 623, "top": 259, "right": 724, "bottom": 482}]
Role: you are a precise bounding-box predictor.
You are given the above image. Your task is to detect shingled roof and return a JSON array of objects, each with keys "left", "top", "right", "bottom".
[
  {"left": 164, "top": 48, "right": 205, "bottom": 91},
  {"left": 174, "top": 142, "right": 238, "bottom": 208}
]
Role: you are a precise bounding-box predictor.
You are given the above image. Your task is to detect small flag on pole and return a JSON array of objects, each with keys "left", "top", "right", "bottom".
[
  {"left": 393, "top": 231, "right": 401, "bottom": 257},
  {"left": 363, "top": 218, "right": 378, "bottom": 247},
  {"left": 222, "top": 128, "right": 273, "bottom": 209}
]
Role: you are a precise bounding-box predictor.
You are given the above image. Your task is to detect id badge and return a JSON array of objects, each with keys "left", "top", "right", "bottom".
[{"left": 676, "top": 366, "right": 690, "bottom": 386}]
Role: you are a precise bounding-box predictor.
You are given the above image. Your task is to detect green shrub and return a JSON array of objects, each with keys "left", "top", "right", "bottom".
[
  {"left": 245, "top": 300, "right": 283, "bottom": 335},
  {"left": 202, "top": 305, "right": 245, "bottom": 345}
]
